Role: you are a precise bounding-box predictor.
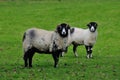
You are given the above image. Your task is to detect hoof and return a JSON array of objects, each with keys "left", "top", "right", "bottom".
[
  {"left": 86, "top": 54, "right": 93, "bottom": 59},
  {"left": 54, "top": 65, "right": 58, "bottom": 68},
  {"left": 24, "top": 65, "right": 28, "bottom": 67},
  {"left": 29, "top": 65, "right": 32, "bottom": 68}
]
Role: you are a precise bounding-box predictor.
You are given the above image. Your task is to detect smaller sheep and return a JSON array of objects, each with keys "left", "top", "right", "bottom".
[
  {"left": 63, "top": 22, "right": 98, "bottom": 58},
  {"left": 22, "top": 23, "right": 71, "bottom": 68}
]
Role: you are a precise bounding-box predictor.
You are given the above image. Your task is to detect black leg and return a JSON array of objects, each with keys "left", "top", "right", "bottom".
[
  {"left": 60, "top": 52, "right": 63, "bottom": 57},
  {"left": 23, "top": 48, "right": 35, "bottom": 68},
  {"left": 73, "top": 45, "right": 78, "bottom": 57},
  {"left": 52, "top": 52, "right": 60, "bottom": 68},
  {"left": 85, "top": 45, "right": 93, "bottom": 58},
  {"left": 60, "top": 47, "right": 68, "bottom": 57},
  {"left": 28, "top": 51, "right": 35, "bottom": 67},
  {"left": 23, "top": 51, "right": 29, "bottom": 67}
]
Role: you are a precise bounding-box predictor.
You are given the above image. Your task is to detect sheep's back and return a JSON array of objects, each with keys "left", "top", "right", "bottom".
[
  {"left": 27, "top": 28, "right": 53, "bottom": 51},
  {"left": 70, "top": 28, "right": 85, "bottom": 44}
]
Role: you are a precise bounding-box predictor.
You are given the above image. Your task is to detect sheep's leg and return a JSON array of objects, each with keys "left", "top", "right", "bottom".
[
  {"left": 28, "top": 50, "right": 35, "bottom": 68},
  {"left": 61, "top": 52, "right": 65, "bottom": 57},
  {"left": 73, "top": 45, "right": 78, "bottom": 57},
  {"left": 85, "top": 46, "right": 93, "bottom": 58},
  {"left": 23, "top": 51, "right": 29, "bottom": 67},
  {"left": 23, "top": 48, "right": 35, "bottom": 68},
  {"left": 60, "top": 47, "right": 68, "bottom": 57},
  {"left": 52, "top": 52, "right": 60, "bottom": 68}
]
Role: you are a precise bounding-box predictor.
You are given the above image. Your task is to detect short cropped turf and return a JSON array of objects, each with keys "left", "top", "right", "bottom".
[{"left": 0, "top": 0, "right": 120, "bottom": 80}]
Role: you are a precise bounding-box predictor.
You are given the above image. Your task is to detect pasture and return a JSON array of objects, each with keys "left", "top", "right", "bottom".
[{"left": 0, "top": 0, "right": 120, "bottom": 80}]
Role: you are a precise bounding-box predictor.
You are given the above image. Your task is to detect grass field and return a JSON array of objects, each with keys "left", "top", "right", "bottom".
[{"left": 0, "top": 0, "right": 120, "bottom": 80}]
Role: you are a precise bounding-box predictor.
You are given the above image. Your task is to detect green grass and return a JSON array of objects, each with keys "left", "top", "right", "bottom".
[{"left": 0, "top": 0, "right": 120, "bottom": 80}]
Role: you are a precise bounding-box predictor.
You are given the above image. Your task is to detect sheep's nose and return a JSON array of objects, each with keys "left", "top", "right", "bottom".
[
  {"left": 62, "top": 28, "right": 66, "bottom": 35},
  {"left": 90, "top": 26, "right": 95, "bottom": 32}
]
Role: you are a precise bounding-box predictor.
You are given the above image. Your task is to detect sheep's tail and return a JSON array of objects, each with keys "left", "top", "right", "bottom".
[{"left": 22, "top": 32, "right": 26, "bottom": 42}]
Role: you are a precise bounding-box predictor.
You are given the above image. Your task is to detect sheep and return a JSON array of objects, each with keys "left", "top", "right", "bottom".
[
  {"left": 22, "top": 23, "right": 71, "bottom": 68},
  {"left": 62, "top": 22, "right": 98, "bottom": 58}
]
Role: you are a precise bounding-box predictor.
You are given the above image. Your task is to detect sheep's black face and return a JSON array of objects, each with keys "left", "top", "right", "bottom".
[
  {"left": 87, "top": 22, "right": 98, "bottom": 32},
  {"left": 57, "top": 23, "right": 70, "bottom": 37}
]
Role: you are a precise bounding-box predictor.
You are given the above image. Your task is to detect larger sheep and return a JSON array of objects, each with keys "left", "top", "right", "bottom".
[
  {"left": 63, "top": 22, "right": 98, "bottom": 58},
  {"left": 22, "top": 23, "right": 71, "bottom": 68}
]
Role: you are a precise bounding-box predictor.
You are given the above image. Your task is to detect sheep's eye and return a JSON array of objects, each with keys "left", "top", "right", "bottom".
[{"left": 57, "top": 26, "right": 62, "bottom": 31}]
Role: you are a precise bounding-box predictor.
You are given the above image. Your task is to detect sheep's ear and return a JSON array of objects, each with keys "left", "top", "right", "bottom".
[
  {"left": 67, "top": 24, "right": 70, "bottom": 29},
  {"left": 95, "top": 23, "right": 98, "bottom": 27},
  {"left": 87, "top": 23, "right": 91, "bottom": 27},
  {"left": 56, "top": 25, "right": 61, "bottom": 31},
  {"left": 70, "top": 28, "right": 75, "bottom": 34}
]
